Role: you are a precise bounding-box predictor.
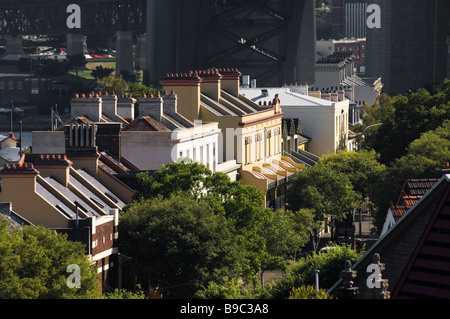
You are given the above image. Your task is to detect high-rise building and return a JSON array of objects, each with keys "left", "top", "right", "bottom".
[
  {"left": 365, "top": 0, "right": 450, "bottom": 95},
  {"left": 331, "top": 0, "right": 369, "bottom": 39}
]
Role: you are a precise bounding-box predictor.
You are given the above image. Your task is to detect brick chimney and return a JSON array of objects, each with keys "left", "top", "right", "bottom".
[
  {"left": 117, "top": 94, "right": 136, "bottom": 121},
  {"left": 162, "top": 91, "right": 177, "bottom": 116},
  {"left": 0, "top": 162, "right": 39, "bottom": 194},
  {"left": 162, "top": 72, "right": 202, "bottom": 122},
  {"left": 64, "top": 123, "right": 100, "bottom": 177},
  {"left": 71, "top": 93, "right": 102, "bottom": 122},
  {"left": 101, "top": 92, "right": 118, "bottom": 120},
  {"left": 95, "top": 123, "right": 122, "bottom": 160},
  {"left": 331, "top": 92, "right": 339, "bottom": 102},
  {"left": 139, "top": 91, "right": 163, "bottom": 121},
  {"left": 198, "top": 68, "right": 222, "bottom": 101},
  {"left": 338, "top": 89, "right": 345, "bottom": 101},
  {"left": 218, "top": 68, "right": 242, "bottom": 97},
  {"left": 321, "top": 92, "right": 331, "bottom": 101},
  {"left": 28, "top": 154, "right": 72, "bottom": 188}
]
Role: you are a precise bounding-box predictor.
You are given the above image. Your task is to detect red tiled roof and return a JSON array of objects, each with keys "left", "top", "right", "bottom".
[
  {"left": 401, "top": 195, "right": 421, "bottom": 209},
  {"left": 391, "top": 206, "right": 408, "bottom": 222},
  {"left": 404, "top": 179, "right": 439, "bottom": 196}
]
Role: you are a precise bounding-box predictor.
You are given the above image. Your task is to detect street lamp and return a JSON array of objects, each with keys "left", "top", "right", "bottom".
[{"left": 358, "top": 123, "right": 383, "bottom": 149}]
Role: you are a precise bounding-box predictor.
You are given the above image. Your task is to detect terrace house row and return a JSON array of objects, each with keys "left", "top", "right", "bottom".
[
  {"left": 33, "top": 91, "right": 239, "bottom": 182},
  {"left": 162, "top": 68, "right": 305, "bottom": 209},
  {"left": 0, "top": 128, "right": 132, "bottom": 292}
]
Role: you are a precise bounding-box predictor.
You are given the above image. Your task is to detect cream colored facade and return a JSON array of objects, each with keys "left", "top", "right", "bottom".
[
  {"left": 240, "top": 84, "right": 350, "bottom": 157},
  {"left": 0, "top": 153, "right": 127, "bottom": 229},
  {"left": 162, "top": 68, "right": 304, "bottom": 208}
]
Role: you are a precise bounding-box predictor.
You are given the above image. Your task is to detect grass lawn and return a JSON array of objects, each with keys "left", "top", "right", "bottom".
[{"left": 85, "top": 61, "right": 116, "bottom": 70}]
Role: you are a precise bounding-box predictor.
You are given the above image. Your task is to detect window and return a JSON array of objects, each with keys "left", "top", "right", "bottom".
[
  {"left": 55, "top": 204, "right": 72, "bottom": 218},
  {"left": 200, "top": 146, "right": 204, "bottom": 164},
  {"left": 267, "top": 130, "right": 272, "bottom": 156},
  {"left": 0, "top": 81, "right": 4, "bottom": 90},
  {"left": 245, "top": 137, "right": 249, "bottom": 164},
  {"left": 74, "top": 200, "right": 89, "bottom": 213},
  {"left": 17, "top": 81, "right": 22, "bottom": 90},
  {"left": 248, "top": 136, "right": 253, "bottom": 163},
  {"left": 8, "top": 81, "right": 14, "bottom": 90},
  {"left": 31, "top": 78, "right": 39, "bottom": 94},
  {"left": 91, "top": 197, "right": 105, "bottom": 208},
  {"left": 105, "top": 192, "right": 119, "bottom": 204}
]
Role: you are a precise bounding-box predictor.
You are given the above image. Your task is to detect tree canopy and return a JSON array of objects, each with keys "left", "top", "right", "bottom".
[
  {"left": 121, "top": 162, "right": 317, "bottom": 298},
  {"left": 287, "top": 164, "right": 361, "bottom": 222},
  {"left": 0, "top": 219, "right": 99, "bottom": 299},
  {"left": 358, "top": 80, "right": 450, "bottom": 165},
  {"left": 119, "top": 195, "right": 240, "bottom": 298}
]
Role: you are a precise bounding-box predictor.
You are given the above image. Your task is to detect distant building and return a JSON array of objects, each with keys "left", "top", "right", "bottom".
[
  {"left": 241, "top": 82, "right": 349, "bottom": 158},
  {"left": 121, "top": 91, "right": 234, "bottom": 178},
  {"left": 317, "top": 38, "right": 366, "bottom": 72},
  {"left": 331, "top": 0, "right": 369, "bottom": 39},
  {"left": 365, "top": 0, "right": 450, "bottom": 95},
  {"left": 315, "top": 52, "right": 382, "bottom": 106},
  {"left": 0, "top": 73, "right": 50, "bottom": 112}
]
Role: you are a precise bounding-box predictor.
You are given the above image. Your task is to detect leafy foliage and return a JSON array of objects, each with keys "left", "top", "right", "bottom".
[
  {"left": 266, "top": 243, "right": 363, "bottom": 299},
  {"left": 316, "top": 150, "right": 386, "bottom": 200},
  {"left": 287, "top": 164, "right": 361, "bottom": 222},
  {"left": 91, "top": 65, "right": 115, "bottom": 80},
  {"left": 360, "top": 80, "right": 450, "bottom": 165},
  {"left": 119, "top": 195, "right": 241, "bottom": 298},
  {"left": 123, "top": 162, "right": 316, "bottom": 298},
  {"left": 0, "top": 220, "right": 99, "bottom": 299},
  {"left": 288, "top": 285, "right": 331, "bottom": 299},
  {"left": 97, "top": 74, "right": 128, "bottom": 94}
]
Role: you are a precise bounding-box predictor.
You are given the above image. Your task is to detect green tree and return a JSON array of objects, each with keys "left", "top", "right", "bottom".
[
  {"left": 195, "top": 276, "right": 266, "bottom": 299},
  {"left": 288, "top": 285, "right": 331, "bottom": 299},
  {"left": 91, "top": 65, "right": 115, "bottom": 80},
  {"left": 97, "top": 74, "right": 129, "bottom": 94},
  {"left": 0, "top": 219, "right": 99, "bottom": 299},
  {"left": 287, "top": 165, "right": 361, "bottom": 250},
  {"left": 370, "top": 120, "right": 450, "bottom": 232},
  {"left": 258, "top": 208, "right": 316, "bottom": 260},
  {"left": 131, "top": 162, "right": 317, "bottom": 292},
  {"left": 360, "top": 81, "right": 450, "bottom": 165},
  {"left": 266, "top": 243, "right": 363, "bottom": 299},
  {"left": 119, "top": 195, "right": 241, "bottom": 299},
  {"left": 129, "top": 82, "right": 157, "bottom": 99},
  {"left": 103, "top": 286, "right": 146, "bottom": 299},
  {"left": 67, "top": 54, "right": 87, "bottom": 77},
  {"left": 316, "top": 150, "right": 386, "bottom": 200}
]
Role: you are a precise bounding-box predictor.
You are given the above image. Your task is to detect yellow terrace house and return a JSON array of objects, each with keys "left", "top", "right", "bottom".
[{"left": 162, "top": 68, "right": 304, "bottom": 209}]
